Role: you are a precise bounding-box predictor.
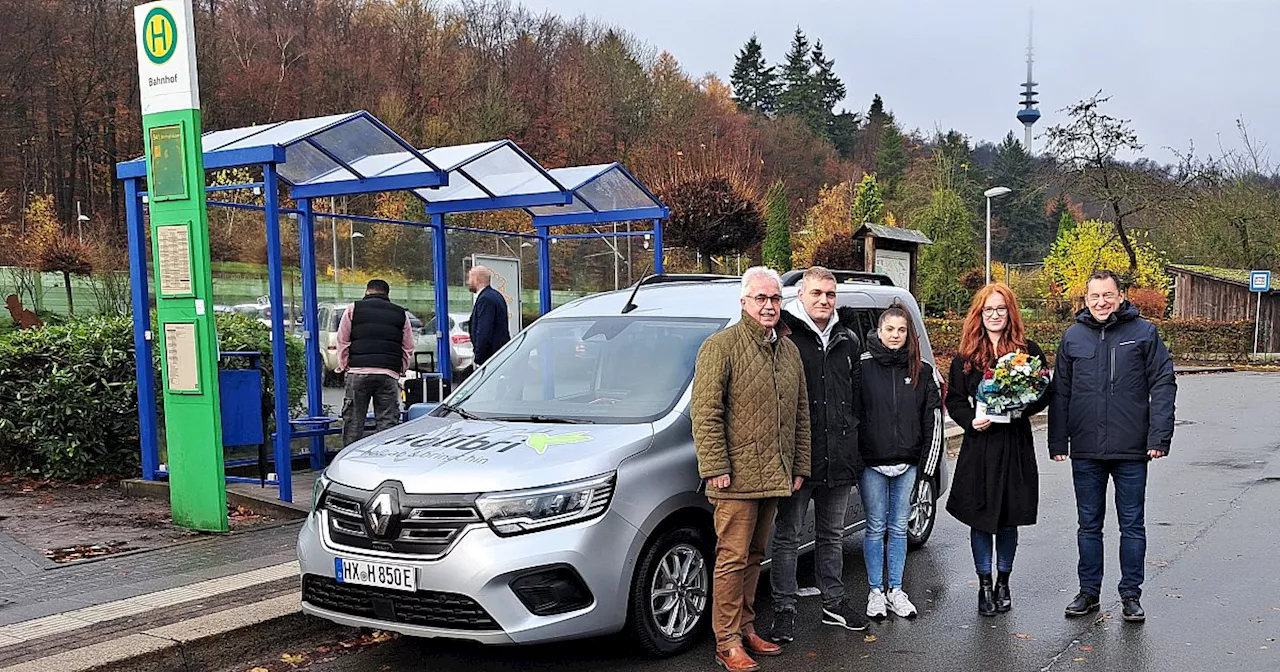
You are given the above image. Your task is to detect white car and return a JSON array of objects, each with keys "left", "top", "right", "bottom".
[{"left": 318, "top": 303, "right": 474, "bottom": 386}]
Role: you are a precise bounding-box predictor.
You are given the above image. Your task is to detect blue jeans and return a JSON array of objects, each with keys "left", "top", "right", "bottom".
[
  {"left": 1072, "top": 458, "right": 1149, "bottom": 598},
  {"left": 860, "top": 466, "right": 916, "bottom": 591},
  {"left": 771, "top": 483, "right": 851, "bottom": 611},
  {"left": 970, "top": 527, "right": 1018, "bottom": 575}
]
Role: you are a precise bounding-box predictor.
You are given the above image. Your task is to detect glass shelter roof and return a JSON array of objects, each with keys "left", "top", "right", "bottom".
[
  {"left": 526, "top": 163, "right": 667, "bottom": 226},
  {"left": 116, "top": 111, "right": 447, "bottom": 198}
]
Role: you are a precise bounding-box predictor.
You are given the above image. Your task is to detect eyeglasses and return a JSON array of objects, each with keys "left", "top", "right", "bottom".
[
  {"left": 749, "top": 294, "right": 783, "bottom": 307},
  {"left": 982, "top": 306, "right": 1009, "bottom": 317},
  {"left": 1087, "top": 292, "right": 1119, "bottom": 304}
]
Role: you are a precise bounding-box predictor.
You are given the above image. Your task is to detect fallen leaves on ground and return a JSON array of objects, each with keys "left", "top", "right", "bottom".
[
  {"left": 863, "top": 634, "right": 878, "bottom": 643},
  {"left": 1073, "top": 657, "right": 1086, "bottom": 662},
  {"left": 1014, "top": 633, "right": 1033, "bottom": 640},
  {"left": 44, "top": 540, "right": 135, "bottom": 563},
  {"left": 805, "top": 652, "right": 818, "bottom": 659},
  {"left": 248, "top": 668, "right": 270, "bottom": 672},
  {"left": 1079, "top": 645, "right": 1094, "bottom": 651},
  {"left": 280, "top": 653, "right": 305, "bottom": 664}
]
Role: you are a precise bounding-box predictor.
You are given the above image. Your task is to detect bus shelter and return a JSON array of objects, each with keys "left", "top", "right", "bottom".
[{"left": 116, "top": 111, "right": 668, "bottom": 502}]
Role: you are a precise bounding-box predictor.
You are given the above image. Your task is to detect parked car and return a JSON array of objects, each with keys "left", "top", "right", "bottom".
[
  {"left": 297, "top": 271, "right": 947, "bottom": 656},
  {"left": 318, "top": 302, "right": 474, "bottom": 386}
]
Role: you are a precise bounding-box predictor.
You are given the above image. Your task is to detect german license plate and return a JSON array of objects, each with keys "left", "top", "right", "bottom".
[{"left": 334, "top": 557, "right": 417, "bottom": 592}]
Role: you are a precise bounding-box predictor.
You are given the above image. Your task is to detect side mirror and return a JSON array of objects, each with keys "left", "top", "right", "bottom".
[{"left": 407, "top": 402, "right": 440, "bottom": 420}]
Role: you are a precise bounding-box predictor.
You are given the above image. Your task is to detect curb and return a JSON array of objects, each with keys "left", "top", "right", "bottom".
[
  {"left": 121, "top": 478, "right": 309, "bottom": 521},
  {"left": 0, "top": 593, "right": 339, "bottom": 672}
]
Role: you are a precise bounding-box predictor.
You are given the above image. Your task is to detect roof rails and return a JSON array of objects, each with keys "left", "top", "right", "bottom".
[
  {"left": 621, "top": 273, "right": 739, "bottom": 314},
  {"left": 779, "top": 269, "right": 895, "bottom": 287}
]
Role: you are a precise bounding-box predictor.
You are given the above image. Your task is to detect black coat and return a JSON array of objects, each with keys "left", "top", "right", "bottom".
[
  {"left": 1048, "top": 303, "right": 1177, "bottom": 460},
  {"left": 781, "top": 307, "right": 863, "bottom": 487},
  {"left": 469, "top": 286, "right": 511, "bottom": 365},
  {"left": 944, "top": 339, "right": 1052, "bottom": 533},
  {"left": 857, "top": 332, "right": 943, "bottom": 477}
]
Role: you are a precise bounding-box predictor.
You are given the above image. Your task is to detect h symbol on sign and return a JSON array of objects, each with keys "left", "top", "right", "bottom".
[{"left": 148, "top": 17, "right": 169, "bottom": 54}]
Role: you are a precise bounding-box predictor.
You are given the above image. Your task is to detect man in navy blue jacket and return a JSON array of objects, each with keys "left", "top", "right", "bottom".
[
  {"left": 466, "top": 265, "right": 511, "bottom": 367},
  {"left": 1049, "top": 270, "right": 1176, "bottom": 624}
]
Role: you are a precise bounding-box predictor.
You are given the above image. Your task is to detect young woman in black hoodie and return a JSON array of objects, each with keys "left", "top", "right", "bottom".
[{"left": 858, "top": 305, "right": 942, "bottom": 620}]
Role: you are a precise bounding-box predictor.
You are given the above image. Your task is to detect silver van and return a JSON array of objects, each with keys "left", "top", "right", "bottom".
[{"left": 297, "top": 271, "right": 949, "bottom": 656}]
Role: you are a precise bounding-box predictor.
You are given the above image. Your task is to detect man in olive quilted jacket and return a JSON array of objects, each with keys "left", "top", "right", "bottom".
[{"left": 692, "top": 266, "right": 811, "bottom": 672}]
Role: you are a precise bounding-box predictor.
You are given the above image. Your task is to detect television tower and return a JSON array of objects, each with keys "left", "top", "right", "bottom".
[{"left": 1016, "top": 14, "right": 1040, "bottom": 152}]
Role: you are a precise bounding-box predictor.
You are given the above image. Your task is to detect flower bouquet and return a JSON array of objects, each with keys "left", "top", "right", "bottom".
[{"left": 975, "top": 351, "right": 1051, "bottom": 423}]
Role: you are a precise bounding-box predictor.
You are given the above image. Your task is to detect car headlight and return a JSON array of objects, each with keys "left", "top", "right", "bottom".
[
  {"left": 476, "top": 473, "right": 615, "bottom": 536},
  {"left": 311, "top": 473, "right": 331, "bottom": 513}
]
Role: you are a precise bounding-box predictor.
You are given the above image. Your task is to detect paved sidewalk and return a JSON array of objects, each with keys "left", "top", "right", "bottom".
[{"left": 0, "top": 519, "right": 312, "bottom": 670}]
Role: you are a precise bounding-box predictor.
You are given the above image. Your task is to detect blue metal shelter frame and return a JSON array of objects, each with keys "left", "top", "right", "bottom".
[{"left": 116, "top": 113, "right": 667, "bottom": 503}]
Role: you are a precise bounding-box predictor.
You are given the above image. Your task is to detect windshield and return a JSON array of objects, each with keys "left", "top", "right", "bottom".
[{"left": 443, "top": 316, "right": 725, "bottom": 424}]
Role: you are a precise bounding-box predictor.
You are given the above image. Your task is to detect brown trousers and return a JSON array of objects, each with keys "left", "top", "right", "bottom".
[{"left": 710, "top": 497, "right": 778, "bottom": 652}]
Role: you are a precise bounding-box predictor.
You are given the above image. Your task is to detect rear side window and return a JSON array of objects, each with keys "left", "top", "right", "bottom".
[{"left": 330, "top": 307, "right": 345, "bottom": 331}]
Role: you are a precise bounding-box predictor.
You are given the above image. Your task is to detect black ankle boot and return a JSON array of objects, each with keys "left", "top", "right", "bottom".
[
  {"left": 978, "top": 573, "right": 997, "bottom": 616},
  {"left": 995, "top": 571, "right": 1012, "bottom": 612}
]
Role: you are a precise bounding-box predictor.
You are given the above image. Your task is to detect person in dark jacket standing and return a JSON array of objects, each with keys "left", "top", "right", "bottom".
[
  {"left": 858, "top": 305, "right": 942, "bottom": 620},
  {"left": 945, "top": 283, "right": 1053, "bottom": 616},
  {"left": 466, "top": 266, "right": 511, "bottom": 367},
  {"left": 1050, "top": 270, "right": 1176, "bottom": 623},
  {"left": 768, "top": 267, "right": 868, "bottom": 643},
  {"left": 336, "top": 279, "right": 414, "bottom": 446}
]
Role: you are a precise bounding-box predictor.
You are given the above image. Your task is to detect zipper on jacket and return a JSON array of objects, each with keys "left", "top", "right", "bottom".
[{"left": 1109, "top": 347, "right": 1116, "bottom": 395}]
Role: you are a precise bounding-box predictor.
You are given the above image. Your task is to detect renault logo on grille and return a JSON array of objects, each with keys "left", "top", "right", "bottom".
[{"left": 365, "top": 490, "right": 398, "bottom": 538}]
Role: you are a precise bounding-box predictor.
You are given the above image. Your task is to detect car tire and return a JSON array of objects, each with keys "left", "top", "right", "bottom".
[
  {"left": 627, "top": 525, "right": 713, "bottom": 658},
  {"left": 907, "top": 476, "right": 937, "bottom": 550}
]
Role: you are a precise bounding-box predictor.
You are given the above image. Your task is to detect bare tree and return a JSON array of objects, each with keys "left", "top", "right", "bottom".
[{"left": 1045, "top": 92, "right": 1193, "bottom": 277}]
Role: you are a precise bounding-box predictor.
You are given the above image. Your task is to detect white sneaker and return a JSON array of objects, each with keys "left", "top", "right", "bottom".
[
  {"left": 886, "top": 588, "right": 918, "bottom": 618},
  {"left": 866, "top": 589, "right": 888, "bottom": 619}
]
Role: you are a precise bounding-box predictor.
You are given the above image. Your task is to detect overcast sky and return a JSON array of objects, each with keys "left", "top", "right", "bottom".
[{"left": 518, "top": 0, "right": 1276, "bottom": 165}]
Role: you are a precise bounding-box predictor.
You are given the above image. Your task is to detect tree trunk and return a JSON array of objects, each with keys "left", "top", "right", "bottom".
[
  {"left": 1111, "top": 218, "right": 1139, "bottom": 278},
  {"left": 63, "top": 271, "right": 74, "bottom": 315}
]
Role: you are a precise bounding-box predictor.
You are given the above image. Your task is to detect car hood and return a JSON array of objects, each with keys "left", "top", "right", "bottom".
[{"left": 325, "top": 415, "right": 653, "bottom": 493}]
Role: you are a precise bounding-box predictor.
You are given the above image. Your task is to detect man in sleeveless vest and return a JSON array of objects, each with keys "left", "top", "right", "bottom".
[{"left": 337, "top": 279, "right": 414, "bottom": 446}]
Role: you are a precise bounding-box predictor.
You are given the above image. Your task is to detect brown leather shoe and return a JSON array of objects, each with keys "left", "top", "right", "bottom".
[
  {"left": 742, "top": 632, "right": 783, "bottom": 657},
  {"left": 715, "top": 647, "right": 760, "bottom": 672}
]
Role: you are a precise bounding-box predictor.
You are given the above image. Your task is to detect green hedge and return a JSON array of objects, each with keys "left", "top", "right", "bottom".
[
  {"left": 924, "top": 318, "right": 1255, "bottom": 360},
  {"left": 0, "top": 313, "right": 304, "bottom": 480}
]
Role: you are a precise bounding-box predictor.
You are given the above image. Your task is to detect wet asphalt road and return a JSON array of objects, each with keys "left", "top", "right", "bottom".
[{"left": 263, "top": 372, "right": 1280, "bottom": 672}]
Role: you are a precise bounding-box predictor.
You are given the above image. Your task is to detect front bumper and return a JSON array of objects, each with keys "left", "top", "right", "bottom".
[{"left": 297, "top": 507, "right": 645, "bottom": 645}]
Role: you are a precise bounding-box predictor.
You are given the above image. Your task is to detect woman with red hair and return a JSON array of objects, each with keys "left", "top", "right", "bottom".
[{"left": 945, "top": 284, "right": 1053, "bottom": 616}]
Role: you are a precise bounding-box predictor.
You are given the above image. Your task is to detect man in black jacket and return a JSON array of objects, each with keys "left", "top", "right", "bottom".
[
  {"left": 336, "top": 279, "right": 414, "bottom": 446},
  {"left": 466, "top": 265, "right": 511, "bottom": 367},
  {"left": 1050, "top": 270, "right": 1177, "bottom": 623},
  {"left": 769, "top": 267, "right": 869, "bottom": 642}
]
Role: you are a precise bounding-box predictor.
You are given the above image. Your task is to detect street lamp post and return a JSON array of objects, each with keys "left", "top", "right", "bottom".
[
  {"left": 983, "top": 186, "right": 1012, "bottom": 284},
  {"left": 350, "top": 230, "right": 364, "bottom": 273}
]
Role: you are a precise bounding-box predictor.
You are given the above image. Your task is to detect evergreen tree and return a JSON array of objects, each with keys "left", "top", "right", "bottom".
[
  {"left": 1049, "top": 196, "right": 1076, "bottom": 238},
  {"left": 730, "top": 35, "right": 778, "bottom": 115},
  {"left": 856, "top": 94, "right": 891, "bottom": 170},
  {"left": 809, "top": 40, "right": 845, "bottom": 113},
  {"left": 829, "top": 110, "right": 860, "bottom": 159},
  {"left": 776, "top": 28, "right": 823, "bottom": 134},
  {"left": 877, "top": 120, "right": 908, "bottom": 199},
  {"left": 851, "top": 174, "right": 885, "bottom": 226},
  {"left": 991, "top": 132, "right": 1054, "bottom": 263},
  {"left": 762, "top": 180, "right": 792, "bottom": 271}
]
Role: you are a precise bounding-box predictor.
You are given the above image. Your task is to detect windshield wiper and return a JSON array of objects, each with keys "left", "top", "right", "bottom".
[
  {"left": 437, "top": 402, "right": 481, "bottom": 420},
  {"left": 486, "top": 415, "right": 596, "bottom": 424}
]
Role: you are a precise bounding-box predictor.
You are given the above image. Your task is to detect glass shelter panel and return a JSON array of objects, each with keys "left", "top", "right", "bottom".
[
  {"left": 577, "top": 168, "right": 656, "bottom": 211},
  {"left": 307, "top": 116, "right": 407, "bottom": 169}
]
